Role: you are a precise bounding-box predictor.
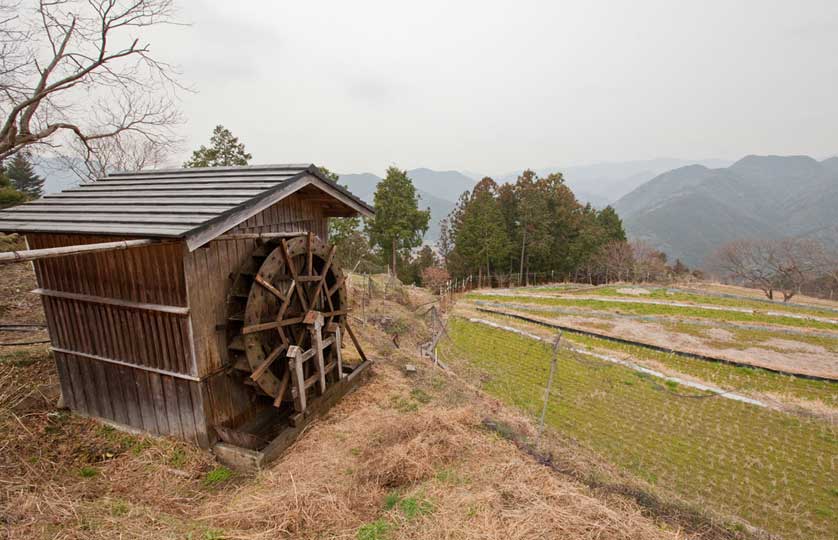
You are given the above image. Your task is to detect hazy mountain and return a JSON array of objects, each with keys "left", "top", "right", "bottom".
[
  {"left": 405, "top": 168, "right": 476, "bottom": 202},
  {"left": 614, "top": 155, "right": 838, "bottom": 267},
  {"left": 497, "top": 158, "right": 732, "bottom": 206},
  {"left": 337, "top": 172, "right": 380, "bottom": 204}
]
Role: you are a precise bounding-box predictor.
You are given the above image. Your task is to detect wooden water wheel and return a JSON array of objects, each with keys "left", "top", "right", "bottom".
[{"left": 226, "top": 233, "right": 348, "bottom": 410}]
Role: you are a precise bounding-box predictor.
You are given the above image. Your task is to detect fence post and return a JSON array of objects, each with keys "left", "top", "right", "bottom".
[{"left": 536, "top": 331, "right": 562, "bottom": 447}]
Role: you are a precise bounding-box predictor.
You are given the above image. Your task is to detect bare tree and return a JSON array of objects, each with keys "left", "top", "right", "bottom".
[
  {"left": 594, "top": 240, "right": 633, "bottom": 283},
  {"left": 0, "top": 0, "right": 183, "bottom": 175},
  {"left": 711, "top": 238, "right": 822, "bottom": 302},
  {"left": 62, "top": 130, "right": 170, "bottom": 179},
  {"left": 630, "top": 239, "right": 668, "bottom": 283}
]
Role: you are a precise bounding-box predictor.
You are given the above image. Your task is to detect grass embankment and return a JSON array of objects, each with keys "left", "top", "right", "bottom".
[
  {"left": 439, "top": 318, "right": 838, "bottom": 540},
  {"left": 559, "top": 286, "right": 838, "bottom": 318},
  {"left": 468, "top": 293, "right": 838, "bottom": 331}
]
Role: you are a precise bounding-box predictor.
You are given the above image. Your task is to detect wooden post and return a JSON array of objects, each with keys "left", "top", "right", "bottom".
[
  {"left": 306, "top": 311, "right": 326, "bottom": 394},
  {"left": 327, "top": 323, "right": 345, "bottom": 380},
  {"left": 287, "top": 345, "right": 306, "bottom": 413},
  {"left": 537, "top": 332, "right": 562, "bottom": 447}
]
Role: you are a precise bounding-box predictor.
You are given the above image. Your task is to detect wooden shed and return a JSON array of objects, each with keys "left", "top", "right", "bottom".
[{"left": 0, "top": 164, "right": 374, "bottom": 466}]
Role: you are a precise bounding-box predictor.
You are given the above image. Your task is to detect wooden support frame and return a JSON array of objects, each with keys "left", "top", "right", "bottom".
[
  {"left": 213, "top": 358, "right": 372, "bottom": 472},
  {"left": 325, "top": 322, "right": 344, "bottom": 380}
]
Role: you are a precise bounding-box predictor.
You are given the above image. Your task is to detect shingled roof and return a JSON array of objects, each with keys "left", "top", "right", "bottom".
[{"left": 0, "top": 164, "right": 373, "bottom": 250}]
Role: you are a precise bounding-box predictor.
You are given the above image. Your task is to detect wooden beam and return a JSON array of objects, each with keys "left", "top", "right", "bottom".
[
  {"left": 241, "top": 316, "right": 305, "bottom": 335},
  {"left": 0, "top": 239, "right": 170, "bottom": 265},
  {"left": 34, "top": 288, "right": 190, "bottom": 316},
  {"left": 344, "top": 322, "right": 369, "bottom": 364},
  {"left": 51, "top": 347, "right": 200, "bottom": 381},
  {"left": 215, "top": 232, "right": 307, "bottom": 241},
  {"left": 308, "top": 312, "right": 327, "bottom": 393},
  {"left": 273, "top": 366, "right": 291, "bottom": 407},
  {"left": 327, "top": 324, "right": 345, "bottom": 380}
]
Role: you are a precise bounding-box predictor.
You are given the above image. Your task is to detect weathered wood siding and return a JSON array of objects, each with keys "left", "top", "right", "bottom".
[
  {"left": 28, "top": 233, "right": 207, "bottom": 444},
  {"left": 54, "top": 350, "right": 208, "bottom": 446},
  {"left": 231, "top": 191, "right": 328, "bottom": 237},
  {"left": 28, "top": 234, "right": 187, "bottom": 305}
]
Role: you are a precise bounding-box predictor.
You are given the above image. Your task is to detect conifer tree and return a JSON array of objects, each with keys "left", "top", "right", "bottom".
[
  {"left": 0, "top": 164, "right": 26, "bottom": 209},
  {"left": 184, "top": 125, "right": 252, "bottom": 168},
  {"left": 366, "top": 167, "right": 430, "bottom": 273},
  {"left": 596, "top": 206, "right": 627, "bottom": 242},
  {"left": 449, "top": 177, "right": 511, "bottom": 279},
  {"left": 6, "top": 153, "right": 44, "bottom": 199}
]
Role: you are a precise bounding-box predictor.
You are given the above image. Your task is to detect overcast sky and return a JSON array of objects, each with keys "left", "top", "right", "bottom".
[{"left": 150, "top": 0, "right": 838, "bottom": 175}]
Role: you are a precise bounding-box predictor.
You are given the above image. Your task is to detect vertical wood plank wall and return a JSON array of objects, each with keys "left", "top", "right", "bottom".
[
  {"left": 183, "top": 193, "right": 328, "bottom": 429},
  {"left": 28, "top": 233, "right": 209, "bottom": 446}
]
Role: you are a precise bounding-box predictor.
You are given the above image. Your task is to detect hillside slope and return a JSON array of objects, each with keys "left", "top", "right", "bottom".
[
  {"left": 0, "top": 264, "right": 715, "bottom": 540},
  {"left": 614, "top": 155, "right": 838, "bottom": 266}
]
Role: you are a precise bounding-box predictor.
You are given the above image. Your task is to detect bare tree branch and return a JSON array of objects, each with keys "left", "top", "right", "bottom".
[{"left": 0, "top": 0, "right": 184, "bottom": 176}]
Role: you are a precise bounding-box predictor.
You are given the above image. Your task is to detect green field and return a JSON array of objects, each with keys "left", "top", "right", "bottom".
[
  {"left": 479, "top": 309, "right": 836, "bottom": 406},
  {"left": 468, "top": 292, "right": 838, "bottom": 331},
  {"left": 440, "top": 317, "right": 838, "bottom": 539}
]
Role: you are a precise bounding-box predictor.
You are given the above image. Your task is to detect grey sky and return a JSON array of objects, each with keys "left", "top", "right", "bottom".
[{"left": 150, "top": 0, "right": 838, "bottom": 174}]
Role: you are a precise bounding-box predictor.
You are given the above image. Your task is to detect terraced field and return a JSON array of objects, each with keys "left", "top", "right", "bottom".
[{"left": 447, "top": 284, "right": 838, "bottom": 539}]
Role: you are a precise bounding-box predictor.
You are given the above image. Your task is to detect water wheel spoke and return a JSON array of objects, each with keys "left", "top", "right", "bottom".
[
  {"left": 276, "top": 280, "right": 296, "bottom": 321},
  {"left": 280, "top": 239, "right": 310, "bottom": 312},
  {"left": 306, "top": 232, "right": 314, "bottom": 276},
  {"left": 255, "top": 274, "right": 287, "bottom": 301},
  {"left": 328, "top": 274, "right": 346, "bottom": 297},
  {"left": 273, "top": 366, "right": 291, "bottom": 407},
  {"left": 242, "top": 316, "right": 305, "bottom": 334},
  {"left": 251, "top": 343, "right": 288, "bottom": 381},
  {"left": 309, "top": 245, "right": 336, "bottom": 308}
]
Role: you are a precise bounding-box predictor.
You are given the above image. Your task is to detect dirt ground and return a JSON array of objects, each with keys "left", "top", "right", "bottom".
[
  {"left": 557, "top": 314, "right": 838, "bottom": 380},
  {"left": 682, "top": 282, "right": 838, "bottom": 310},
  {"left": 0, "top": 265, "right": 743, "bottom": 540}
]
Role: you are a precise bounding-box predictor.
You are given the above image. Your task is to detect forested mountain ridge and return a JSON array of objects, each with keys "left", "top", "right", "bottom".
[{"left": 614, "top": 155, "right": 838, "bottom": 267}]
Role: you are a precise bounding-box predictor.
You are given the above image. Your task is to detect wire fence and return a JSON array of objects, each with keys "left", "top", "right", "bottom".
[{"left": 433, "top": 314, "right": 837, "bottom": 540}]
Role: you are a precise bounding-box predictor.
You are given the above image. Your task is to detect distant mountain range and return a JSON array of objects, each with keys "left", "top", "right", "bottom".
[
  {"left": 338, "top": 160, "right": 735, "bottom": 243},
  {"left": 37, "top": 154, "right": 830, "bottom": 264},
  {"left": 613, "top": 155, "right": 838, "bottom": 267}
]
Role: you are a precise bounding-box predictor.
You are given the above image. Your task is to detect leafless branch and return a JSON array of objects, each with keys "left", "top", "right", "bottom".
[{"left": 0, "top": 0, "right": 184, "bottom": 175}]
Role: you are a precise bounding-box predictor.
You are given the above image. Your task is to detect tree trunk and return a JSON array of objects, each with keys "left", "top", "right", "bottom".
[
  {"left": 391, "top": 237, "right": 397, "bottom": 276},
  {"left": 519, "top": 227, "right": 527, "bottom": 286}
]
